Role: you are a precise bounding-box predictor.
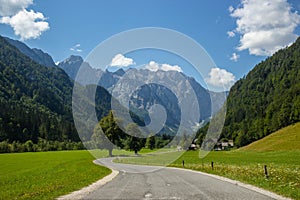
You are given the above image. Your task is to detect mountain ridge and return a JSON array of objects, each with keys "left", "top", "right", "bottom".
[
  {"left": 4, "top": 37, "right": 56, "bottom": 67},
  {"left": 58, "top": 55, "right": 227, "bottom": 135}
]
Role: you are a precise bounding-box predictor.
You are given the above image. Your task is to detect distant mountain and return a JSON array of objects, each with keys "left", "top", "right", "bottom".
[
  {"left": 4, "top": 37, "right": 56, "bottom": 67},
  {"left": 58, "top": 55, "right": 86, "bottom": 79},
  {"left": 0, "top": 36, "right": 111, "bottom": 143},
  {"left": 59, "top": 55, "right": 226, "bottom": 135},
  {"left": 58, "top": 55, "right": 122, "bottom": 88},
  {"left": 221, "top": 37, "right": 300, "bottom": 147},
  {"left": 115, "top": 69, "right": 215, "bottom": 135}
]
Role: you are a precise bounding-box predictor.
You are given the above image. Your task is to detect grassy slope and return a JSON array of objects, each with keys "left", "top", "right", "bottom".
[
  {"left": 241, "top": 122, "right": 300, "bottom": 151},
  {"left": 0, "top": 150, "right": 111, "bottom": 200}
]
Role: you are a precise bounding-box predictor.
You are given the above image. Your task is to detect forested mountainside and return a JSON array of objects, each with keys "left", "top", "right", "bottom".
[
  {"left": 4, "top": 37, "right": 56, "bottom": 67},
  {"left": 220, "top": 37, "right": 300, "bottom": 147},
  {"left": 0, "top": 36, "right": 111, "bottom": 145}
]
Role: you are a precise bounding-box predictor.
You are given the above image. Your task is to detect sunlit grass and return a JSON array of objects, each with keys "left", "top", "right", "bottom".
[
  {"left": 115, "top": 150, "right": 182, "bottom": 166},
  {"left": 0, "top": 150, "right": 113, "bottom": 200},
  {"left": 169, "top": 150, "right": 300, "bottom": 200}
]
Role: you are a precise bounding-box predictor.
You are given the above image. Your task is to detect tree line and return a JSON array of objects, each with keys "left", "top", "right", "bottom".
[{"left": 0, "top": 138, "right": 85, "bottom": 153}]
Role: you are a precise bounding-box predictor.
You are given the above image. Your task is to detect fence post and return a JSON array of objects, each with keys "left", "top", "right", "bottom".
[
  {"left": 182, "top": 160, "right": 185, "bottom": 167},
  {"left": 264, "top": 165, "right": 268, "bottom": 178},
  {"left": 211, "top": 162, "right": 214, "bottom": 170}
]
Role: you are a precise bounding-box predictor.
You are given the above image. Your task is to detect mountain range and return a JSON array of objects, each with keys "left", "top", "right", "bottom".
[
  {"left": 2, "top": 34, "right": 297, "bottom": 148},
  {"left": 57, "top": 55, "right": 226, "bottom": 135}
]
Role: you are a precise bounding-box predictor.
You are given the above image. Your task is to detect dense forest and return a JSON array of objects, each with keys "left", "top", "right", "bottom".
[
  {"left": 0, "top": 36, "right": 113, "bottom": 152},
  {"left": 0, "top": 36, "right": 170, "bottom": 154},
  {"left": 213, "top": 37, "right": 300, "bottom": 147}
]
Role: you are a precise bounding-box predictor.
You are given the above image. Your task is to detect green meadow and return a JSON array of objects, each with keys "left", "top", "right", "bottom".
[{"left": 0, "top": 150, "right": 112, "bottom": 200}]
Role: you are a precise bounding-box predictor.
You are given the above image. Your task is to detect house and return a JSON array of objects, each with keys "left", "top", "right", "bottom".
[{"left": 214, "top": 140, "right": 234, "bottom": 151}]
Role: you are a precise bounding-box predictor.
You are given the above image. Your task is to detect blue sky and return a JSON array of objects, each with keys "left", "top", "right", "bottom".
[{"left": 0, "top": 0, "right": 300, "bottom": 91}]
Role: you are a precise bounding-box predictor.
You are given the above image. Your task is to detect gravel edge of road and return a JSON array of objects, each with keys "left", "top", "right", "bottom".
[
  {"left": 56, "top": 160, "right": 119, "bottom": 200},
  {"left": 169, "top": 167, "right": 292, "bottom": 200}
]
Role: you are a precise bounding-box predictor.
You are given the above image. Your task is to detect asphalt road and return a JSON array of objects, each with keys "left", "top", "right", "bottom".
[{"left": 83, "top": 158, "right": 275, "bottom": 200}]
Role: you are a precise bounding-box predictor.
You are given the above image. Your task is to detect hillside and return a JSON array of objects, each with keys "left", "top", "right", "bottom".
[
  {"left": 220, "top": 37, "right": 300, "bottom": 147},
  {"left": 0, "top": 36, "right": 111, "bottom": 144},
  {"left": 4, "top": 37, "right": 56, "bottom": 67},
  {"left": 241, "top": 122, "right": 300, "bottom": 151}
]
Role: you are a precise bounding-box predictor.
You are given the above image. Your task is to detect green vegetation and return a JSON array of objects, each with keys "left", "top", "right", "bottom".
[
  {"left": 0, "top": 35, "right": 112, "bottom": 149},
  {"left": 0, "top": 150, "right": 112, "bottom": 200},
  {"left": 218, "top": 37, "right": 300, "bottom": 147},
  {"left": 123, "top": 123, "right": 146, "bottom": 154},
  {"left": 90, "top": 111, "right": 173, "bottom": 156},
  {"left": 242, "top": 122, "right": 300, "bottom": 151},
  {"left": 0, "top": 36, "right": 78, "bottom": 143},
  {"left": 116, "top": 149, "right": 181, "bottom": 166},
  {"left": 0, "top": 139, "right": 85, "bottom": 153},
  {"left": 92, "top": 110, "right": 126, "bottom": 156}
]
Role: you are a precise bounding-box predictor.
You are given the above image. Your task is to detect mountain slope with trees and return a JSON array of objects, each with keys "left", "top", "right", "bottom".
[
  {"left": 0, "top": 36, "right": 112, "bottom": 150},
  {"left": 4, "top": 37, "right": 56, "bottom": 67},
  {"left": 221, "top": 37, "right": 300, "bottom": 147}
]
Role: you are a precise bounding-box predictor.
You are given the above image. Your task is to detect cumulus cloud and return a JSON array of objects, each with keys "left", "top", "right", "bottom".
[
  {"left": 230, "top": 53, "right": 240, "bottom": 62},
  {"left": 146, "top": 61, "right": 159, "bottom": 71},
  {"left": 229, "top": 0, "right": 300, "bottom": 56},
  {"left": 70, "top": 44, "right": 82, "bottom": 52},
  {"left": 206, "top": 67, "right": 235, "bottom": 89},
  {"left": 145, "top": 61, "right": 183, "bottom": 72},
  {"left": 0, "top": 0, "right": 49, "bottom": 40},
  {"left": 0, "top": 0, "right": 33, "bottom": 16},
  {"left": 109, "top": 54, "right": 135, "bottom": 67},
  {"left": 161, "top": 63, "right": 183, "bottom": 72}
]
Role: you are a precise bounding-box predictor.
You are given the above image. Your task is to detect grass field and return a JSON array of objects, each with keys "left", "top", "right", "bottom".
[
  {"left": 241, "top": 122, "right": 300, "bottom": 151},
  {"left": 0, "top": 150, "right": 115, "bottom": 200},
  {"left": 117, "top": 123, "right": 300, "bottom": 199}
]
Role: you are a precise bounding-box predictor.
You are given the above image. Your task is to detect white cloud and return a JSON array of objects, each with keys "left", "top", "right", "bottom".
[
  {"left": 161, "top": 63, "right": 183, "bottom": 72},
  {"left": 1, "top": 9, "right": 49, "bottom": 40},
  {"left": 229, "top": 0, "right": 300, "bottom": 56},
  {"left": 0, "top": 0, "right": 49, "bottom": 40},
  {"left": 206, "top": 67, "right": 235, "bottom": 89},
  {"left": 230, "top": 53, "right": 240, "bottom": 62},
  {"left": 70, "top": 44, "right": 82, "bottom": 52},
  {"left": 146, "top": 61, "right": 159, "bottom": 71},
  {"left": 109, "top": 54, "right": 135, "bottom": 67},
  {"left": 145, "top": 61, "right": 183, "bottom": 72},
  {"left": 0, "top": 0, "right": 33, "bottom": 16},
  {"left": 227, "top": 31, "right": 235, "bottom": 37}
]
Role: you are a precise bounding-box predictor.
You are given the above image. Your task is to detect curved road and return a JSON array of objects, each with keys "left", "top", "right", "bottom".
[{"left": 83, "top": 158, "right": 277, "bottom": 200}]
